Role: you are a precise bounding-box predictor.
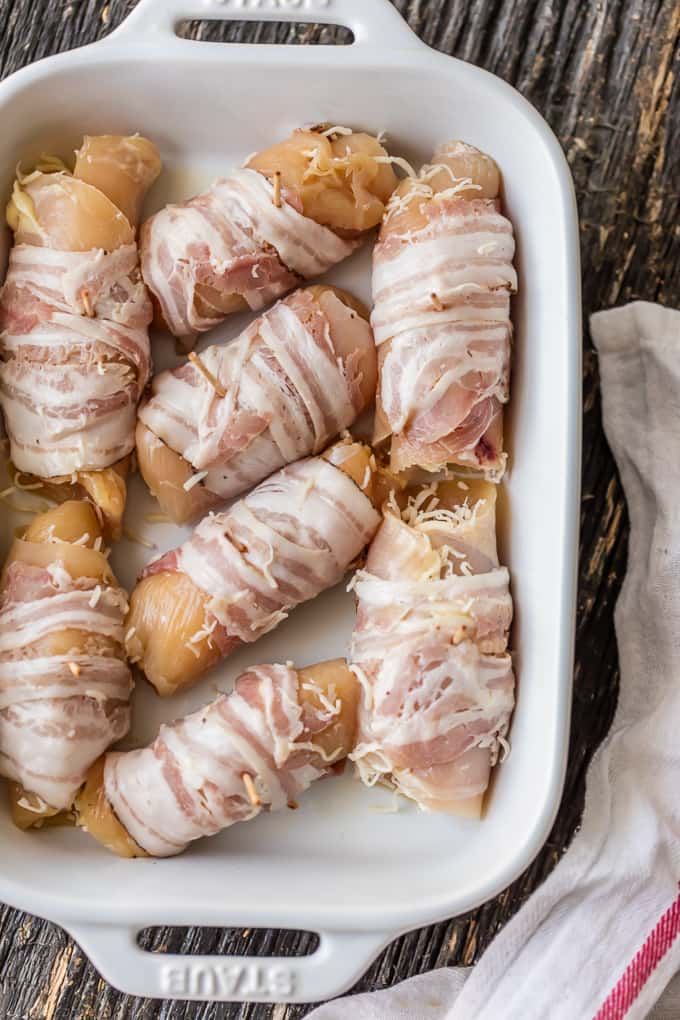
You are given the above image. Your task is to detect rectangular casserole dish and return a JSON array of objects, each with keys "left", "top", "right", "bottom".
[{"left": 0, "top": 0, "right": 582, "bottom": 1003}]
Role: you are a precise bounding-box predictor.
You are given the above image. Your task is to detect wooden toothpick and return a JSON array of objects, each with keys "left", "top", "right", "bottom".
[
  {"left": 272, "top": 171, "right": 282, "bottom": 208},
  {"left": 80, "top": 289, "right": 95, "bottom": 317},
  {"left": 188, "top": 352, "right": 226, "bottom": 398},
  {"left": 452, "top": 626, "right": 469, "bottom": 646},
  {"left": 242, "top": 773, "right": 261, "bottom": 808}
]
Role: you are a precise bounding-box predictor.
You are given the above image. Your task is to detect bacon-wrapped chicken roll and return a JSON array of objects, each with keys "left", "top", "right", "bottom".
[
  {"left": 127, "top": 438, "right": 381, "bottom": 696},
  {"left": 136, "top": 284, "right": 377, "bottom": 524},
  {"left": 350, "top": 480, "right": 515, "bottom": 817},
  {"left": 0, "top": 135, "right": 161, "bottom": 536},
  {"left": 0, "top": 501, "right": 132, "bottom": 829},
  {"left": 140, "top": 126, "right": 398, "bottom": 348},
  {"left": 373, "top": 142, "right": 517, "bottom": 477},
  {"left": 76, "top": 658, "right": 358, "bottom": 857}
]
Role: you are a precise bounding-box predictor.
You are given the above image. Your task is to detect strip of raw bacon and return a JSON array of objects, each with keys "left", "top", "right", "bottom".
[
  {"left": 140, "top": 127, "right": 398, "bottom": 349},
  {"left": 0, "top": 501, "right": 132, "bottom": 824},
  {"left": 136, "top": 285, "right": 377, "bottom": 522},
  {"left": 75, "top": 659, "right": 359, "bottom": 857},
  {"left": 350, "top": 480, "right": 515, "bottom": 816},
  {"left": 372, "top": 141, "right": 517, "bottom": 477},
  {"left": 0, "top": 135, "right": 160, "bottom": 535},
  {"left": 126, "top": 440, "right": 381, "bottom": 696}
]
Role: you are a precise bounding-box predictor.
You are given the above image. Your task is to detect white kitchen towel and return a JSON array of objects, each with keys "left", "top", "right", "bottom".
[{"left": 309, "top": 302, "right": 680, "bottom": 1020}]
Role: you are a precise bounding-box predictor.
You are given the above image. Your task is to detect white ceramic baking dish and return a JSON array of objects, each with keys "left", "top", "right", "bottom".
[{"left": 0, "top": 0, "right": 582, "bottom": 1003}]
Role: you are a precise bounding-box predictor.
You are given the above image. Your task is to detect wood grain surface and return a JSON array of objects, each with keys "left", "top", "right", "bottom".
[{"left": 0, "top": 0, "right": 678, "bottom": 1016}]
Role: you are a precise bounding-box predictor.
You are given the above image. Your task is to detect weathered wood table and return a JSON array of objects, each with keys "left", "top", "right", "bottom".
[{"left": 0, "top": 0, "right": 677, "bottom": 1016}]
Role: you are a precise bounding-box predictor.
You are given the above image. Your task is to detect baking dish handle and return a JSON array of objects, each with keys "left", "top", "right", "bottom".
[
  {"left": 66, "top": 921, "right": 394, "bottom": 1003},
  {"left": 107, "top": 0, "right": 425, "bottom": 51}
]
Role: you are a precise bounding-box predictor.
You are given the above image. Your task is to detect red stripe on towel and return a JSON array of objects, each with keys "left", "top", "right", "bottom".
[{"left": 593, "top": 886, "right": 680, "bottom": 1020}]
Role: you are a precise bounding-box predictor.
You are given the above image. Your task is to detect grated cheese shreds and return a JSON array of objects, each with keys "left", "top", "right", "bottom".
[
  {"left": 250, "top": 608, "right": 288, "bottom": 633},
  {"left": 46, "top": 562, "right": 72, "bottom": 590},
  {"left": 288, "top": 740, "right": 343, "bottom": 765},
  {"left": 383, "top": 161, "right": 483, "bottom": 225},
  {"left": 300, "top": 139, "right": 395, "bottom": 185},
  {"left": 301, "top": 680, "right": 341, "bottom": 722},
  {"left": 350, "top": 663, "right": 374, "bottom": 712},
  {"left": 320, "top": 125, "right": 354, "bottom": 138},
  {"left": 373, "top": 154, "right": 418, "bottom": 178},
  {"left": 17, "top": 794, "right": 49, "bottom": 813},
  {"left": 183, "top": 470, "right": 209, "bottom": 492},
  {"left": 497, "top": 733, "right": 511, "bottom": 763},
  {"left": 188, "top": 617, "right": 217, "bottom": 646},
  {"left": 349, "top": 742, "right": 395, "bottom": 786}
]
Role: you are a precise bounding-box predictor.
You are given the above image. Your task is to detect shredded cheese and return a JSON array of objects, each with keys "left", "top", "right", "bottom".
[
  {"left": 373, "top": 154, "right": 418, "bottom": 178},
  {"left": 250, "top": 608, "right": 288, "bottom": 633},
  {"left": 188, "top": 618, "right": 217, "bottom": 645},
  {"left": 290, "top": 740, "right": 343, "bottom": 764},
  {"left": 301, "top": 680, "right": 341, "bottom": 722},
  {"left": 349, "top": 663, "right": 374, "bottom": 711},
  {"left": 183, "top": 470, "right": 209, "bottom": 492},
  {"left": 17, "top": 794, "right": 49, "bottom": 813},
  {"left": 320, "top": 125, "right": 353, "bottom": 138}
]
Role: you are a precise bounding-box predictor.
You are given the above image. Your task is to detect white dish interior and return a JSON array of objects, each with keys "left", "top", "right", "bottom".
[{"left": 0, "top": 4, "right": 580, "bottom": 1000}]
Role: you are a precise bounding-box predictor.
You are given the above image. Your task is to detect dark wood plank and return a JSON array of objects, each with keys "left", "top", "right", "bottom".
[{"left": 0, "top": 0, "right": 678, "bottom": 1016}]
